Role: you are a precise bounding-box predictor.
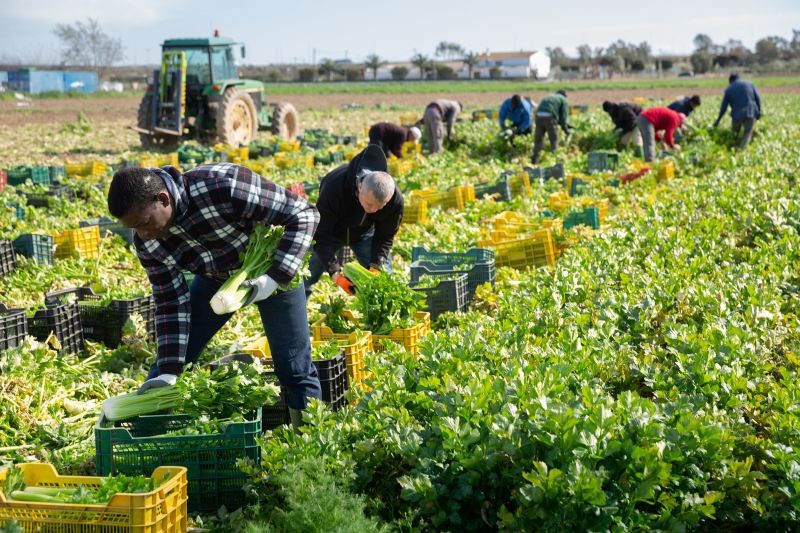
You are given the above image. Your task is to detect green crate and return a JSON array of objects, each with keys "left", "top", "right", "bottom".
[
  {"left": 564, "top": 207, "right": 601, "bottom": 230},
  {"left": 12, "top": 234, "right": 54, "bottom": 265},
  {"left": 6, "top": 165, "right": 51, "bottom": 186},
  {"left": 587, "top": 151, "right": 619, "bottom": 173},
  {"left": 95, "top": 410, "right": 261, "bottom": 513}
]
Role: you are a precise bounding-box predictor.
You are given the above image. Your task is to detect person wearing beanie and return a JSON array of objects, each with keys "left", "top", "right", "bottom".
[
  {"left": 368, "top": 122, "right": 422, "bottom": 158},
  {"left": 422, "top": 99, "right": 462, "bottom": 154},
  {"left": 531, "top": 90, "right": 571, "bottom": 164},
  {"left": 602, "top": 101, "right": 643, "bottom": 147},
  {"left": 636, "top": 107, "right": 687, "bottom": 162},
  {"left": 499, "top": 94, "right": 534, "bottom": 138},
  {"left": 713, "top": 73, "right": 762, "bottom": 149}
]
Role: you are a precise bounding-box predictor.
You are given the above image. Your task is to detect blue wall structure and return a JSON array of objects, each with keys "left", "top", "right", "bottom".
[{"left": 6, "top": 69, "right": 99, "bottom": 94}]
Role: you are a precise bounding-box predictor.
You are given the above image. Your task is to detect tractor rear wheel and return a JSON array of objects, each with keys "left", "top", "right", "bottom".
[
  {"left": 216, "top": 89, "right": 257, "bottom": 146},
  {"left": 271, "top": 102, "right": 299, "bottom": 140},
  {"left": 137, "top": 94, "right": 179, "bottom": 150}
]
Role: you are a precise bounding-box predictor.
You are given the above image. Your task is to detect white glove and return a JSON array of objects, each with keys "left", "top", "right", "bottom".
[
  {"left": 242, "top": 274, "right": 279, "bottom": 306},
  {"left": 137, "top": 373, "right": 177, "bottom": 394}
]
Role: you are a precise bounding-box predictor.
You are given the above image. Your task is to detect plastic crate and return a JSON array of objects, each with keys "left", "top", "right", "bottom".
[
  {"left": 53, "top": 225, "right": 101, "bottom": 259},
  {"left": 6, "top": 165, "right": 51, "bottom": 186},
  {"left": 411, "top": 273, "right": 469, "bottom": 320},
  {"left": 95, "top": 410, "right": 261, "bottom": 513},
  {"left": 65, "top": 161, "right": 108, "bottom": 178},
  {"left": 564, "top": 207, "right": 601, "bottom": 230},
  {"left": 587, "top": 151, "right": 620, "bottom": 173},
  {"left": 8, "top": 202, "right": 25, "bottom": 220},
  {"left": 80, "top": 216, "right": 136, "bottom": 245},
  {"left": 399, "top": 113, "right": 420, "bottom": 127},
  {"left": 403, "top": 200, "right": 429, "bottom": 224},
  {"left": 567, "top": 175, "right": 589, "bottom": 197},
  {"left": 49, "top": 165, "right": 66, "bottom": 180},
  {"left": 401, "top": 142, "right": 422, "bottom": 157},
  {"left": 12, "top": 233, "right": 54, "bottom": 265},
  {"left": 372, "top": 311, "right": 430, "bottom": 356},
  {"left": 620, "top": 167, "right": 651, "bottom": 185},
  {"left": 45, "top": 287, "right": 155, "bottom": 348},
  {"left": 410, "top": 247, "right": 495, "bottom": 302},
  {"left": 0, "top": 303, "right": 27, "bottom": 351},
  {"left": 549, "top": 191, "right": 573, "bottom": 212},
  {"left": 312, "top": 349, "right": 348, "bottom": 410},
  {"left": 508, "top": 172, "right": 532, "bottom": 198},
  {"left": 0, "top": 463, "right": 188, "bottom": 533},
  {"left": 0, "top": 240, "right": 16, "bottom": 277},
  {"left": 657, "top": 159, "right": 675, "bottom": 181},
  {"left": 28, "top": 299, "right": 84, "bottom": 354},
  {"left": 25, "top": 184, "right": 75, "bottom": 208},
  {"left": 475, "top": 180, "right": 511, "bottom": 202},
  {"left": 0, "top": 169, "right": 6, "bottom": 193},
  {"left": 310, "top": 326, "right": 374, "bottom": 387},
  {"left": 491, "top": 229, "right": 556, "bottom": 270}
]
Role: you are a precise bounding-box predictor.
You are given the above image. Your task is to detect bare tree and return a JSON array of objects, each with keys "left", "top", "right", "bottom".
[
  {"left": 545, "top": 47, "right": 568, "bottom": 70},
  {"left": 52, "top": 18, "right": 124, "bottom": 79},
  {"left": 364, "top": 54, "right": 386, "bottom": 80}
]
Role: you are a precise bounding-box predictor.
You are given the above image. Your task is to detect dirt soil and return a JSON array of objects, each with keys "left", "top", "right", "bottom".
[{"left": 1, "top": 85, "right": 797, "bottom": 127}]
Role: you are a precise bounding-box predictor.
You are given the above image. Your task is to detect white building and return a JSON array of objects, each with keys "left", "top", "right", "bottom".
[{"left": 474, "top": 51, "right": 551, "bottom": 79}]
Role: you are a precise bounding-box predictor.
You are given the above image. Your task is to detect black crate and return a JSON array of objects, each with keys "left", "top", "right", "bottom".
[
  {"left": 410, "top": 248, "right": 495, "bottom": 304},
  {"left": 80, "top": 216, "right": 135, "bottom": 246},
  {"left": 0, "top": 240, "right": 16, "bottom": 277},
  {"left": 28, "top": 300, "right": 84, "bottom": 354},
  {"left": 313, "top": 351, "right": 348, "bottom": 409},
  {"left": 25, "top": 185, "right": 75, "bottom": 208},
  {"left": 411, "top": 273, "right": 469, "bottom": 320},
  {"left": 525, "top": 163, "right": 565, "bottom": 181},
  {"left": 0, "top": 303, "right": 28, "bottom": 352},
  {"left": 12, "top": 234, "right": 54, "bottom": 265},
  {"left": 474, "top": 180, "right": 511, "bottom": 202},
  {"left": 45, "top": 287, "right": 155, "bottom": 348}
]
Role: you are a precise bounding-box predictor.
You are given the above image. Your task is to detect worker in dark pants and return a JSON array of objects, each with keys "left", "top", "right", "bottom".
[
  {"left": 713, "top": 73, "right": 762, "bottom": 149},
  {"left": 531, "top": 90, "right": 571, "bottom": 164},
  {"left": 368, "top": 122, "right": 421, "bottom": 158},
  {"left": 304, "top": 144, "right": 403, "bottom": 297},
  {"left": 107, "top": 164, "right": 321, "bottom": 430},
  {"left": 602, "top": 101, "right": 643, "bottom": 148}
]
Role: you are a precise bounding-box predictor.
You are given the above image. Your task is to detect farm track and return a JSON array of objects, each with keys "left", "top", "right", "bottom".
[{"left": 1, "top": 85, "right": 798, "bottom": 127}]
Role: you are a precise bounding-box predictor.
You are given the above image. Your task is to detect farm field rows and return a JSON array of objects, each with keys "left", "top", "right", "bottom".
[{"left": 0, "top": 89, "right": 799, "bottom": 531}]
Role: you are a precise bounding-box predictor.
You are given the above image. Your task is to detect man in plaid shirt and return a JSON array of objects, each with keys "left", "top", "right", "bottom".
[{"left": 107, "top": 163, "right": 321, "bottom": 424}]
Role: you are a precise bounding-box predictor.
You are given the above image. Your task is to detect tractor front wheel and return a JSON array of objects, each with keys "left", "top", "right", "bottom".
[
  {"left": 137, "top": 94, "right": 179, "bottom": 150},
  {"left": 271, "top": 102, "right": 299, "bottom": 140},
  {"left": 216, "top": 89, "right": 257, "bottom": 146}
]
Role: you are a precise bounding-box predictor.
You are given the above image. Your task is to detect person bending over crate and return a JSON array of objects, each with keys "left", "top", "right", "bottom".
[
  {"left": 498, "top": 94, "right": 534, "bottom": 140},
  {"left": 635, "top": 107, "right": 687, "bottom": 162},
  {"left": 304, "top": 144, "right": 403, "bottom": 297},
  {"left": 368, "top": 122, "right": 421, "bottom": 159},
  {"left": 602, "top": 101, "right": 643, "bottom": 148},
  {"left": 107, "top": 163, "right": 321, "bottom": 430}
]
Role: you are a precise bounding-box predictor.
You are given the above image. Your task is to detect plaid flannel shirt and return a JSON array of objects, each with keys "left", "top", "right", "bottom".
[{"left": 133, "top": 163, "right": 319, "bottom": 373}]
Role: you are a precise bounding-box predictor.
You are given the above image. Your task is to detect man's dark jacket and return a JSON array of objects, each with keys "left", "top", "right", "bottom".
[
  {"left": 313, "top": 150, "right": 404, "bottom": 275},
  {"left": 604, "top": 102, "right": 643, "bottom": 133},
  {"left": 368, "top": 122, "right": 412, "bottom": 158}
]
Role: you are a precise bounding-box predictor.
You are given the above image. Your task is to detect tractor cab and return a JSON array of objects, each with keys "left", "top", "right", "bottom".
[{"left": 135, "top": 35, "right": 298, "bottom": 149}]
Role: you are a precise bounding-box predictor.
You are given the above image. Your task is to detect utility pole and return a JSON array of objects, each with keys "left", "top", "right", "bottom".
[{"left": 312, "top": 48, "right": 316, "bottom": 66}]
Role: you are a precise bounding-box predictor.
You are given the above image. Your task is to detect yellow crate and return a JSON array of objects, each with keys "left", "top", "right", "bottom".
[
  {"left": 632, "top": 97, "right": 651, "bottom": 106},
  {"left": 0, "top": 463, "right": 188, "bottom": 533},
  {"left": 491, "top": 229, "right": 556, "bottom": 269},
  {"left": 401, "top": 142, "right": 422, "bottom": 158},
  {"left": 242, "top": 337, "right": 272, "bottom": 359},
  {"left": 138, "top": 155, "right": 158, "bottom": 168},
  {"left": 372, "top": 311, "right": 430, "bottom": 356},
  {"left": 578, "top": 198, "right": 609, "bottom": 223},
  {"left": 65, "top": 161, "right": 107, "bottom": 178},
  {"left": 541, "top": 218, "right": 564, "bottom": 233},
  {"left": 403, "top": 200, "right": 429, "bottom": 225},
  {"left": 508, "top": 172, "right": 531, "bottom": 198},
  {"left": 656, "top": 159, "right": 675, "bottom": 181},
  {"left": 310, "top": 326, "right": 374, "bottom": 386},
  {"left": 52, "top": 225, "right": 101, "bottom": 259},
  {"left": 156, "top": 152, "right": 179, "bottom": 167},
  {"left": 549, "top": 192, "right": 573, "bottom": 212},
  {"left": 399, "top": 113, "right": 420, "bottom": 126}
]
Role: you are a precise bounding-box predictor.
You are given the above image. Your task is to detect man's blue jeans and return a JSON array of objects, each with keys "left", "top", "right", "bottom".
[
  {"left": 147, "top": 275, "right": 321, "bottom": 410},
  {"left": 303, "top": 234, "right": 392, "bottom": 298}
]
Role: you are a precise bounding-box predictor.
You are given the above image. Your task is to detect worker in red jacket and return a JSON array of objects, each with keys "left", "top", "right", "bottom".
[
  {"left": 635, "top": 107, "right": 687, "bottom": 162},
  {"left": 368, "top": 122, "right": 421, "bottom": 158}
]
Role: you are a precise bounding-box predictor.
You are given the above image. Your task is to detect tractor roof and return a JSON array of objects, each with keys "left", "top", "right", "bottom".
[{"left": 163, "top": 37, "right": 236, "bottom": 48}]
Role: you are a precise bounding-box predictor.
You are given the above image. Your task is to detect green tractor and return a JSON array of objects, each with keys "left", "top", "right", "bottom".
[{"left": 136, "top": 35, "right": 298, "bottom": 149}]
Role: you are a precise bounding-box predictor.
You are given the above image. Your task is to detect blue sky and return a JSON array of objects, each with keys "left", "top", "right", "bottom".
[{"left": 1, "top": 0, "right": 798, "bottom": 65}]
